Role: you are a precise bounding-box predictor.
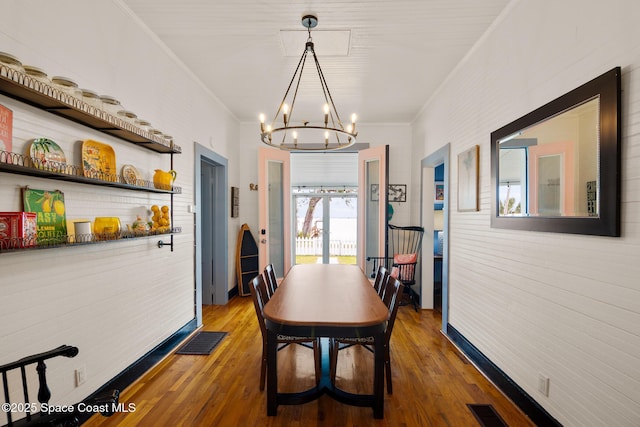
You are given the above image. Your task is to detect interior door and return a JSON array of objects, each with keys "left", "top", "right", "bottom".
[
  {"left": 258, "top": 147, "right": 291, "bottom": 275},
  {"left": 528, "top": 140, "right": 575, "bottom": 216},
  {"left": 357, "top": 145, "right": 388, "bottom": 274},
  {"left": 201, "top": 160, "right": 216, "bottom": 304}
]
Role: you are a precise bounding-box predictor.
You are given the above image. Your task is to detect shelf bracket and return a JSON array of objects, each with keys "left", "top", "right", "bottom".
[{"left": 157, "top": 234, "right": 174, "bottom": 251}]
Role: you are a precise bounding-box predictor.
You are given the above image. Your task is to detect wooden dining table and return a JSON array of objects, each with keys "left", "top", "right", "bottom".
[{"left": 263, "top": 263, "right": 390, "bottom": 418}]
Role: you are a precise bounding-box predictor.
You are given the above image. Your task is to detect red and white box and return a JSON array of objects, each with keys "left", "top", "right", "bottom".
[
  {"left": 0, "top": 212, "right": 37, "bottom": 249},
  {"left": 0, "top": 103, "right": 12, "bottom": 154}
]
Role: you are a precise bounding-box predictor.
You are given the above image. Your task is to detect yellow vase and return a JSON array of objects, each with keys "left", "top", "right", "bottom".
[{"left": 153, "top": 169, "right": 177, "bottom": 190}]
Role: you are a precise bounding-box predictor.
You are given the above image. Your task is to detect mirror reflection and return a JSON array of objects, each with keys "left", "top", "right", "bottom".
[{"left": 498, "top": 97, "right": 599, "bottom": 218}]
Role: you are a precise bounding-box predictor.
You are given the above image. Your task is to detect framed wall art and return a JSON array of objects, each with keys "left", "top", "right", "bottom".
[
  {"left": 370, "top": 184, "right": 379, "bottom": 201},
  {"left": 458, "top": 145, "right": 479, "bottom": 212},
  {"left": 388, "top": 184, "right": 406, "bottom": 202},
  {"left": 434, "top": 181, "right": 444, "bottom": 203},
  {"left": 231, "top": 186, "right": 239, "bottom": 218}
]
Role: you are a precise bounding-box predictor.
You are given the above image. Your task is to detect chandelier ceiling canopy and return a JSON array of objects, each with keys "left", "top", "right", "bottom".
[{"left": 260, "top": 14, "right": 357, "bottom": 151}]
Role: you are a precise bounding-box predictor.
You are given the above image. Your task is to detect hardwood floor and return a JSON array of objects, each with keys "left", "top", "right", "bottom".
[{"left": 84, "top": 296, "right": 535, "bottom": 427}]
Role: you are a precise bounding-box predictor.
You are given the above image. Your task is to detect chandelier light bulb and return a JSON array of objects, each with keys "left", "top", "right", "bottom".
[
  {"left": 324, "top": 103, "right": 329, "bottom": 127},
  {"left": 259, "top": 113, "right": 265, "bottom": 132},
  {"left": 293, "top": 131, "right": 298, "bottom": 148},
  {"left": 282, "top": 103, "right": 289, "bottom": 126},
  {"left": 324, "top": 130, "right": 329, "bottom": 147}
]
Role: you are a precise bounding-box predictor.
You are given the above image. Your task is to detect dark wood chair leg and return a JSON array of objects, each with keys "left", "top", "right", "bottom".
[
  {"left": 313, "top": 339, "right": 321, "bottom": 384},
  {"left": 385, "top": 344, "right": 392, "bottom": 394},
  {"left": 260, "top": 340, "right": 267, "bottom": 391}
]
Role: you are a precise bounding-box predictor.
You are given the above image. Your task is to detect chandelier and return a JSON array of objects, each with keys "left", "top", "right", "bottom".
[{"left": 260, "top": 14, "right": 357, "bottom": 151}]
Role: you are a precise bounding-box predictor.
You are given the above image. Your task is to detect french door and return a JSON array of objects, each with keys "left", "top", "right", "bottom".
[
  {"left": 357, "top": 145, "right": 389, "bottom": 275},
  {"left": 293, "top": 192, "right": 358, "bottom": 265},
  {"left": 258, "top": 147, "right": 291, "bottom": 275},
  {"left": 259, "top": 145, "right": 387, "bottom": 276}
]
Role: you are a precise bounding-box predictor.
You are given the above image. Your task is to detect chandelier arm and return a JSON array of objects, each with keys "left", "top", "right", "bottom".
[
  {"left": 287, "top": 50, "right": 308, "bottom": 125},
  {"left": 279, "top": 51, "right": 310, "bottom": 146},
  {"left": 311, "top": 50, "right": 345, "bottom": 129},
  {"left": 272, "top": 48, "right": 308, "bottom": 127}
]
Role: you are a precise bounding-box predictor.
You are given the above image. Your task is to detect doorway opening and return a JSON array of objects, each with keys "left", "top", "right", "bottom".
[
  {"left": 293, "top": 187, "right": 358, "bottom": 265},
  {"left": 194, "top": 144, "right": 228, "bottom": 326},
  {"left": 290, "top": 151, "right": 360, "bottom": 266},
  {"left": 421, "top": 143, "right": 450, "bottom": 332}
]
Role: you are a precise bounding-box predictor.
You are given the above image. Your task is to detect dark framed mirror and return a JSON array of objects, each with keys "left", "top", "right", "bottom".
[{"left": 490, "top": 67, "right": 621, "bottom": 236}]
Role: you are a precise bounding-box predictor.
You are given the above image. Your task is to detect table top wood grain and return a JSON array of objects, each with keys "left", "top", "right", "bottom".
[{"left": 263, "top": 264, "right": 389, "bottom": 328}]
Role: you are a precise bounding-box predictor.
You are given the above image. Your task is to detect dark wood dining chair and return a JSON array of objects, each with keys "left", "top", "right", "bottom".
[
  {"left": 264, "top": 263, "right": 279, "bottom": 297},
  {"left": 329, "top": 276, "right": 404, "bottom": 394},
  {"left": 372, "top": 265, "right": 389, "bottom": 297},
  {"left": 248, "top": 274, "right": 321, "bottom": 391}
]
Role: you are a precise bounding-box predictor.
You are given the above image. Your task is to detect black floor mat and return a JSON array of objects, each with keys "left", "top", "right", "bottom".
[{"left": 175, "top": 331, "right": 228, "bottom": 355}]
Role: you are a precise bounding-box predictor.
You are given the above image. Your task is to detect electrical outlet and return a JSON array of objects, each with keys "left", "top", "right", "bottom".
[
  {"left": 75, "top": 366, "right": 87, "bottom": 387},
  {"left": 538, "top": 374, "right": 550, "bottom": 396}
]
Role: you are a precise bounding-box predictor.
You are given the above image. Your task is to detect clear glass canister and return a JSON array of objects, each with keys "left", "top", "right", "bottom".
[
  {"left": 81, "top": 89, "right": 102, "bottom": 110},
  {"left": 99, "top": 95, "right": 121, "bottom": 115},
  {"left": 134, "top": 119, "right": 152, "bottom": 132},
  {"left": 51, "top": 76, "right": 81, "bottom": 100},
  {"left": 162, "top": 134, "right": 174, "bottom": 148},
  {"left": 0, "top": 51, "right": 24, "bottom": 74},
  {"left": 117, "top": 109, "right": 138, "bottom": 125},
  {"left": 23, "top": 65, "right": 50, "bottom": 84}
]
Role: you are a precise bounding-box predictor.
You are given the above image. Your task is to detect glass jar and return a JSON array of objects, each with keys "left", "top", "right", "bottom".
[
  {"left": 148, "top": 128, "right": 164, "bottom": 141},
  {"left": 99, "top": 95, "right": 121, "bottom": 115},
  {"left": 80, "top": 89, "right": 102, "bottom": 110},
  {"left": 51, "top": 76, "right": 81, "bottom": 100},
  {"left": 134, "top": 118, "right": 152, "bottom": 133},
  {"left": 117, "top": 109, "right": 138, "bottom": 126},
  {"left": 162, "top": 134, "right": 174, "bottom": 148},
  {"left": 0, "top": 51, "right": 24, "bottom": 74},
  {"left": 23, "top": 65, "right": 50, "bottom": 85}
]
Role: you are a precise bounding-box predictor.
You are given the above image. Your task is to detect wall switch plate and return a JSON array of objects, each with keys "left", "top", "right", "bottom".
[
  {"left": 538, "top": 374, "right": 550, "bottom": 396},
  {"left": 75, "top": 366, "right": 87, "bottom": 386}
]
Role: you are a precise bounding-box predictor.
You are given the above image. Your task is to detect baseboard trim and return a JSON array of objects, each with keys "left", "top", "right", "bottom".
[
  {"left": 228, "top": 286, "right": 239, "bottom": 300},
  {"left": 78, "top": 318, "right": 197, "bottom": 424},
  {"left": 447, "top": 324, "right": 562, "bottom": 427}
]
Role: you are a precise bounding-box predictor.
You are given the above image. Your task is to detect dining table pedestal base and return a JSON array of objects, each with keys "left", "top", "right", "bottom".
[
  {"left": 263, "top": 264, "right": 390, "bottom": 420},
  {"left": 267, "top": 335, "right": 385, "bottom": 419}
]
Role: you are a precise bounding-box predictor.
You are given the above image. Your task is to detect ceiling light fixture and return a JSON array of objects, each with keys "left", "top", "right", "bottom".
[{"left": 260, "top": 14, "right": 357, "bottom": 151}]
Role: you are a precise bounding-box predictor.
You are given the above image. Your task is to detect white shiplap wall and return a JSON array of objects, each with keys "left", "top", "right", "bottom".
[
  {"left": 0, "top": 1, "right": 238, "bottom": 421},
  {"left": 412, "top": 1, "right": 640, "bottom": 426}
]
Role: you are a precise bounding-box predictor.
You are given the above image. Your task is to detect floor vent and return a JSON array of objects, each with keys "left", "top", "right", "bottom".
[{"left": 467, "top": 404, "right": 508, "bottom": 427}]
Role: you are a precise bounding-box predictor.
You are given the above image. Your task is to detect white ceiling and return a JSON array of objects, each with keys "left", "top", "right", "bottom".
[{"left": 121, "top": 0, "right": 510, "bottom": 125}]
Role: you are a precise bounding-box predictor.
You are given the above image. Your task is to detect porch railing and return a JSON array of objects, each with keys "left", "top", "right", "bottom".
[{"left": 295, "top": 237, "right": 356, "bottom": 256}]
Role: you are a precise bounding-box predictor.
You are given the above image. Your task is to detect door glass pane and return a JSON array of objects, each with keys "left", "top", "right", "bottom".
[
  {"left": 329, "top": 195, "right": 357, "bottom": 265},
  {"left": 294, "top": 196, "right": 323, "bottom": 264},
  {"left": 499, "top": 148, "right": 527, "bottom": 216},
  {"left": 365, "top": 160, "right": 380, "bottom": 273},
  {"left": 268, "top": 161, "right": 284, "bottom": 274},
  {"left": 537, "top": 155, "right": 562, "bottom": 215}
]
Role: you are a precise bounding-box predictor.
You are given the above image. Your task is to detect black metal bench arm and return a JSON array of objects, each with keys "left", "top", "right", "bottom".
[
  {"left": 1, "top": 345, "right": 119, "bottom": 427},
  {"left": 1, "top": 345, "right": 79, "bottom": 426}
]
